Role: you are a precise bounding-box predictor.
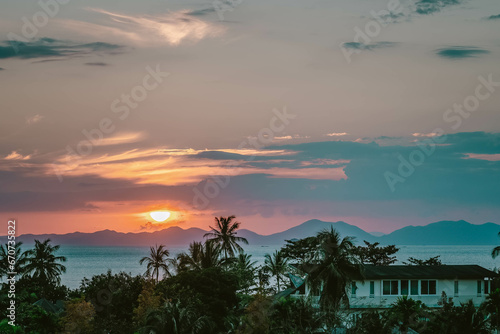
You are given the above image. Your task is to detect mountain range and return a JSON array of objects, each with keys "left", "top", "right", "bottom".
[{"left": 14, "top": 219, "right": 500, "bottom": 246}]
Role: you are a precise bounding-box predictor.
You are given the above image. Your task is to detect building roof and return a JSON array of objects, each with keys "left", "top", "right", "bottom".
[
  {"left": 288, "top": 273, "right": 305, "bottom": 288},
  {"left": 360, "top": 264, "right": 497, "bottom": 280},
  {"left": 33, "top": 298, "right": 64, "bottom": 314},
  {"left": 274, "top": 287, "right": 298, "bottom": 301}
]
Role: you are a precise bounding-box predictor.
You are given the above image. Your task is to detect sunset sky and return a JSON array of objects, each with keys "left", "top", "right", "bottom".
[{"left": 1, "top": 0, "right": 499, "bottom": 235}]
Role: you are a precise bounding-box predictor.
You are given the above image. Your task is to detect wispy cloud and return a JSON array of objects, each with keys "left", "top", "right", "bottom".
[
  {"left": 0, "top": 38, "right": 125, "bottom": 61},
  {"left": 342, "top": 42, "right": 398, "bottom": 51},
  {"left": 414, "top": 0, "right": 460, "bottom": 15},
  {"left": 25, "top": 114, "right": 44, "bottom": 125},
  {"left": 464, "top": 153, "right": 500, "bottom": 161},
  {"left": 274, "top": 134, "right": 310, "bottom": 141},
  {"left": 4, "top": 151, "right": 32, "bottom": 160},
  {"left": 412, "top": 132, "right": 438, "bottom": 137},
  {"left": 186, "top": 8, "right": 216, "bottom": 17},
  {"left": 85, "top": 62, "right": 109, "bottom": 66},
  {"left": 94, "top": 132, "right": 146, "bottom": 146},
  {"left": 326, "top": 132, "right": 348, "bottom": 137},
  {"left": 275, "top": 136, "right": 293, "bottom": 140},
  {"left": 61, "top": 8, "right": 225, "bottom": 46},
  {"left": 300, "top": 159, "right": 350, "bottom": 166},
  {"left": 486, "top": 14, "right": 500, "bottom": 20},
  {"left": 263, "top": 167, "right": 347, "bottom": 180},
  {"left": 435, "top": 46, "right": 490, "bottom": 59},
  {"left": 45, "top": 143, "right": 346, "bottom": 186}
]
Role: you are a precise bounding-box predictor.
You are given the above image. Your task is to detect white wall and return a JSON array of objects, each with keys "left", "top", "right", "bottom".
[{"left": 349, "top": 278, "right": 490, "bottom": 308}]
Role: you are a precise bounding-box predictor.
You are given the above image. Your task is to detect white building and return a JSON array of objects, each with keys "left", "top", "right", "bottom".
[
  {"left": 289, "top": 264, "right": 497, "bottom": 309},
  {"left": 349, "top": 265, "right": 497, "bottom": 309}
]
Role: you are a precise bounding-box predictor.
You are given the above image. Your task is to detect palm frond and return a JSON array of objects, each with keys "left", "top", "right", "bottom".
[{"left": 492, "top": 246, "right": 500, "bottom": 259}]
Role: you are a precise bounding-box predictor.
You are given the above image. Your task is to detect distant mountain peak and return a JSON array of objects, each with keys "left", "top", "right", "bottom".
[
  {"left": 369, "top": 232, "right": 386, "bottom": 237},
  {"left": 15, "top": 219, "right": 499, "bottom": 246},
  {"left": 379, "top": 220, "right": 500, "bottom": 245}
]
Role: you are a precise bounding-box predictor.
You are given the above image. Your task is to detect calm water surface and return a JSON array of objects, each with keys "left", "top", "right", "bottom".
[{"left": 48, "top": 245, "right": 500, "bottom": 289}]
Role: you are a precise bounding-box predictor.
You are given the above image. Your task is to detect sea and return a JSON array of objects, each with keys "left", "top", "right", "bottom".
[{"left": 41, "top": 245, "right": 500, "bottom": 289}]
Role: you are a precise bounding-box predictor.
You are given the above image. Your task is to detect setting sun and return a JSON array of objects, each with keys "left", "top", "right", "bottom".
[{"left": 150, "top": 211, "right": 171, "bottom": 222}]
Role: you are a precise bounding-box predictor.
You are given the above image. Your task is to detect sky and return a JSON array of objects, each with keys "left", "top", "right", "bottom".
[{"left": 0, "top": 0, "right": 499, "bottom": 236}]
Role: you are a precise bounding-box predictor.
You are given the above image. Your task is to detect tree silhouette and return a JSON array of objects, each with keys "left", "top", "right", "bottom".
[
  {"left": 204, "top": 215, "right": 248, "bottom": 259},
  {"left": 141, "top": 301, "right": 213, "bottom": 334},
  {"left": 232, "top": 252, "right": 257, "bottom": 293},
  {"left": 23, "top": 239, "right": 67, "bottom": 286},
  {"left": 491, "top": 232, "right": 500, "bottom": 259},
  {"left": 177, "top": 241, "right": 224, "bottom": 271},
  {"left": 264, "top": 250, "right": 289, "bottom": 292},
  {"left": 139, "top": 244, "right": 172, "bottom": 283},
  {"left": 306, "top": 228, "right": 363, "bottom": 311},
  {"left": 354, "top": 241, "right": 399, "bottom": 266},
  {"left": 0, "top": 241, "right": 28, "bottom": 279}
]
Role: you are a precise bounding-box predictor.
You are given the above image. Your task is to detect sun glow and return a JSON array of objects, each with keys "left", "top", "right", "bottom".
[{"left": 149, "top": 211, "right": 171, "bottom": 222}]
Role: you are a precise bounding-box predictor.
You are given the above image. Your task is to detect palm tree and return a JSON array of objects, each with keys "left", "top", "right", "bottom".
[
  {"left": 482, "top": 288, "right": 500, "bottom": 332},
  {"left": 0, "top": 242, "right": 28, "bottom": 280},
  {"left": 492, "top": 232, "right": 500, "bottom": 258},
  {"left": 270, "top": 297, "right": 323, "bottom": 333},
  {"left": 23, "top": 239, "right": 67, "bottom": 285},
  {"left": 305, "top": 228, "right": 363, "bottom": 311},
  {"left": 233, "top": 252, "right": 257, "bottom": 292},
  {"left": 256, "top": 266, "right": 271, "bottom": 295},
  {"left": 235, "top": 252, "right": 257, "bottom": 272},
  {"left": 177, "top": 241, "right": 224, "bottom": 272},
  {"left": 140, "top": 244, "right": 172, "bottom": 283},
  {"left": 264, "top": 250, "right": 289, "bottom": 292},
  {"left": 141, "top": 301, "right": 213, "bottom": 334},
  {"left": 387, "top": 296, "right": 426, "bottom": 334},
  {"left": 234, "top": 252, "right": 257, "bottom": 271},
  {"left": 453, "top": 300, "right": 489, "bottom": 334},
  {"left": 204, "top": 215, "right": 248, "bottom": 259}
]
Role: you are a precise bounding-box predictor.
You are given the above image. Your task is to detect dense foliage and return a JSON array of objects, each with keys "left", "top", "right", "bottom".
[
  {"left": 403, "top": 255, "right": 443, "bottom": 266},
  {"left": 354, "top": 241, "right": 399, "bottom": 266}
]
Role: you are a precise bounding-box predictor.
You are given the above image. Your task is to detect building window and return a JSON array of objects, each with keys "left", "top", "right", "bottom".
[
  {"left": 421, "top": 280, "right": 437, "bottom": 295},
  {"left": 410, "top": 280, "right": 419, "bottom": 295},
  {"left": 454, "top": 281, "right": 459, "bottom": 297},
  {"left": 485, "top": 280, "right": 490, "bottom": 295},
  {"left": 351, "top": 282, "right": 357, "bottom": 297},
  {"left": 401, "top": 280, "right": 409, "bottom": 295},
  {"left": 369, "top": 281, "right": 375, "bottom": 297},
  {"left": 383, "top": 281, "right": 390, "bottom": 295},
  {"left": 477, "top": 281, "right": 482, "bottom": 296},
  {"left": 383, "top": 280, "right": 399, "bottom": 295}
]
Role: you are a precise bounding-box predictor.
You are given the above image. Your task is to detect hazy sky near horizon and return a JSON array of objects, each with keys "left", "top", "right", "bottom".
[{"left": 1, "top": 0, "right": 499, "bottom": 235}]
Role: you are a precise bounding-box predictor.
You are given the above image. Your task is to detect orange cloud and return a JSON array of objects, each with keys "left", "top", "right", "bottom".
[
  {"left": 300, "top": 159, "right": 350, "bottom": 166},
  {"left": 47, "top": 146, "right": 346, "bottom": 185},
  {"left": 464, "top": 153, "right": 500, "bottom": 161},
  {"left": 4, "top": 151, "right": 32, "bottom": 160},
  {"left": 263, "top": 167, "right": 347, "bottom": 180}
]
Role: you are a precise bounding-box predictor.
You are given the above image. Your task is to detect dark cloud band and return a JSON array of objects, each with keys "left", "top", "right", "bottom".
[
  {"left": 435, "top": 46, "right": 490, "bottom": 59},
  {"left": 0, "top": 37, "right": 125, "bottom": 61}
]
